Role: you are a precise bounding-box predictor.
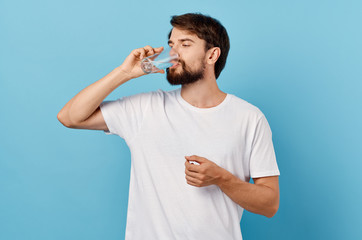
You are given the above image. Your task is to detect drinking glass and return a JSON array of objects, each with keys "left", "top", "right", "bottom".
[{"left": 141, "top": 47, "right": 179, "bottom": 74}]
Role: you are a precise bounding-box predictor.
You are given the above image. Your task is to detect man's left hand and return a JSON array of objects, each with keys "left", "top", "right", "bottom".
[{"left": 184, "top": 155, "right": 226, "bottom": 187}]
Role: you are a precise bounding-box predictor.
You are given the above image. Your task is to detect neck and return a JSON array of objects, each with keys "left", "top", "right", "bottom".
[{"left": 180, "top": 75, "right": 227, "bottom": 108}]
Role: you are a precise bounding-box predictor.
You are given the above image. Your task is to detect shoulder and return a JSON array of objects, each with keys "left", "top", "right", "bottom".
[
  {"left": 154, "top": 88, "right": 178, "bottom": 97},
  {"left": 146, "top": 88, "right": 179, "bottom": 102},
  {"left": 121, "top": 89, "right": 176, "bottom": 107},
  {"left": 118, "top": 89, "right": 161, "bottom": 102},
  {"left": 228, "top": 94, "right": 265, "bottom": 120},
  {"left": 129, "top": 88, "right": 174, "bottom": 98}
]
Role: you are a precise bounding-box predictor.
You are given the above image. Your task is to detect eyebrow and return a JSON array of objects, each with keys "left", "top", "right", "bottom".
[{"left": 168, "top": 38, "right": 195, "bottom": 44}]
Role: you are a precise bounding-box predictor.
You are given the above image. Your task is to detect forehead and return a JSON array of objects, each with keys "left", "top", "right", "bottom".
[{"left": 168, "top": 28, "right": 203, "bottom": 43}]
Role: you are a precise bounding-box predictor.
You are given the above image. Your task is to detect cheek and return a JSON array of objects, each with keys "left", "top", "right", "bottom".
[
  {"left": 183, "top": 56, "right": 202, "bottom": 70},
  {"left": 189, "top": 58, "right": 205, "bottom": 71},
  {"left": 181, "top": 49, "right": 206, "bottom": 69}
]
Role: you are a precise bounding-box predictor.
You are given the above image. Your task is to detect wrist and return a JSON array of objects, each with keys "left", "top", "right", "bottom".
[
  {"left": 113, "top": 66, "right": 133, "bottom": 83},
  {"left": 216, "top": 168, "right": 233, "bottom": 188}
]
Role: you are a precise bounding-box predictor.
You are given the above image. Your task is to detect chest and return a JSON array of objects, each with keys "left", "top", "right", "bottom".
[{"left": 138, "top": 106, "right": 248, "bottom": 170}]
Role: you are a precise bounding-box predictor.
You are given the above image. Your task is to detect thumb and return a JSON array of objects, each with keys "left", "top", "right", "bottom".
[{"left": 185, "top": 155, "right": 204, "bottom": 161}]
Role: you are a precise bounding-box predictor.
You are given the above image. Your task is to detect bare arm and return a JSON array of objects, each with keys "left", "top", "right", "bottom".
[
  {"left": 217, "top": 172, "right": 280, "bottom": 218},
  {"left": 57, "top": 46, "right": 164, "bottom": 128},
  {"left": 57, "top": 67, "right": 130, "bottom": 127},
  {"left": 184, "top": 155, "right": 280, "bottom": 218}
]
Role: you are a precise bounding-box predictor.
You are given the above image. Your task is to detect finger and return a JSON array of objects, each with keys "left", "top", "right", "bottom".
[
  {"left": 186, "top": 180, "right": 198, "bottom": 187},
  {"left": 138, "top": 48, "right": 147, "bottom": 60},
  {"left": 185, "top": 175, "right": 200, "bottom": 185},
  {"left": 154, "top": 46, "right": 164, "bottom": 53},
  {"left": 186, "top": 155, "right": 206, "bottom": 163},
  {"left": 144, "top": 45, "right": 155, "bottom": 56},
  {"left": 185, "top": 156, "right": 200, "bottom": 164},
  {"left": 185, "top": 168, "right": 200, "bottom": 178},
  {"left": 131, "top": 48, "right": 141, "bottom": 58},
  {"left": 185, "top": 161, "right": 199, "bottom": 172},
  {"left": 185, "top": 155, "right": 199, "bottom": 160},
  {"left": 154, "top": 69, "right": 165, "bottom": 74}
]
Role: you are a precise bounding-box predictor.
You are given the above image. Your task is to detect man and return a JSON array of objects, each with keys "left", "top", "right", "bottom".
[{"left": 58, "top": 13, "right": 280, "bottom": 240}]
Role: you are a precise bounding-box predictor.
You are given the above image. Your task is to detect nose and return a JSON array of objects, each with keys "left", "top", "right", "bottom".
[
  {"left": 169, "top": 47, "right": 178, "bottom": 56},
  {"left": 169, "top": 47, "right": 179, "bottom": 61}
]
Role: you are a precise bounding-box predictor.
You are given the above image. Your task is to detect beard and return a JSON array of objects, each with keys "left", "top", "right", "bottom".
[{"left": 166, "top": 59, "right": 205, "bottom": 86}]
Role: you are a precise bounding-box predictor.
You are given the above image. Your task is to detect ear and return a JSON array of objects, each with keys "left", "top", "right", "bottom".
[{"left": 206, "top": 47, "right": 221, "bottom": 64}]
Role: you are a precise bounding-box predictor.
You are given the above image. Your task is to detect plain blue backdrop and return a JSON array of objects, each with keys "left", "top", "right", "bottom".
[{"left": 1, "top": 0, "right": 361, "bottom": 239}]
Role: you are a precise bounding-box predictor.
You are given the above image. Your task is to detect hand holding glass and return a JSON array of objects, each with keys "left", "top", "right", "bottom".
[{"left": 141, "top": 47, "right": 178, "bottom": 74}]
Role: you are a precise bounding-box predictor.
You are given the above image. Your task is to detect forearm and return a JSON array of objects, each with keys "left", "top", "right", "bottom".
[
  {"left": 58, "top": 66, "right": 130, "bottom": 125},
  {"left": 217, "top": 170, "right": 279, "bottom": 218}
]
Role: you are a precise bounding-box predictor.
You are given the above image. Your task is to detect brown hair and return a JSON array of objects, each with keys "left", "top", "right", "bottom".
[{"left": 168, "top": 13, "right": 230, "bottom": 79}]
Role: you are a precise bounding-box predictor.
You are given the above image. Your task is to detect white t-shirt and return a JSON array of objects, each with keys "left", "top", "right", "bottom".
[{"left": 100, "top": 87, "right": 280, "bottom": 240}]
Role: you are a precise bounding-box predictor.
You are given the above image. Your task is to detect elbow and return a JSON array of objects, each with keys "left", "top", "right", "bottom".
[
  {"left": 57, "top": 111, "right": 72, "bottom": 128},
  {"left": 264, "top": 193, "right": 280, "bottom": 218},
  {"left": 265, "top": 205, "right": 279, "bottom": 218}
]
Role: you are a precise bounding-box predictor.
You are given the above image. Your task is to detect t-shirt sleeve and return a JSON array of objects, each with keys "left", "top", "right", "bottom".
[
  {"left": 249, "top": 115, "right": 280, "bottom": 178},
  {"left": 99, "top": 91, "right": 152, "bottom": 141}
]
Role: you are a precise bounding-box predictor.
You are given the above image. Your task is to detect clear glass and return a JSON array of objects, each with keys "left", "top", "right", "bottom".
[{"left": 141, "top": 46, "right": 179, "bottom": 74}]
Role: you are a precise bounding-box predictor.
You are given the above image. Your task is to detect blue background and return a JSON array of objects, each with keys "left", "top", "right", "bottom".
[{"left": 1, "top": 0, "right": 361, "bottom": 239}]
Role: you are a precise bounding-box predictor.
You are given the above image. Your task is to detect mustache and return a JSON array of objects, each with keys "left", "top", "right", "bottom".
[
  {"left": 167, "top": 59, "right": 186, "bottom": 74},
  {"left": 172, "top": 59, "right": 186, "bottom": 69},
  {"left": 179, "top": 59, "right": 186, "bottom": 69}
]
